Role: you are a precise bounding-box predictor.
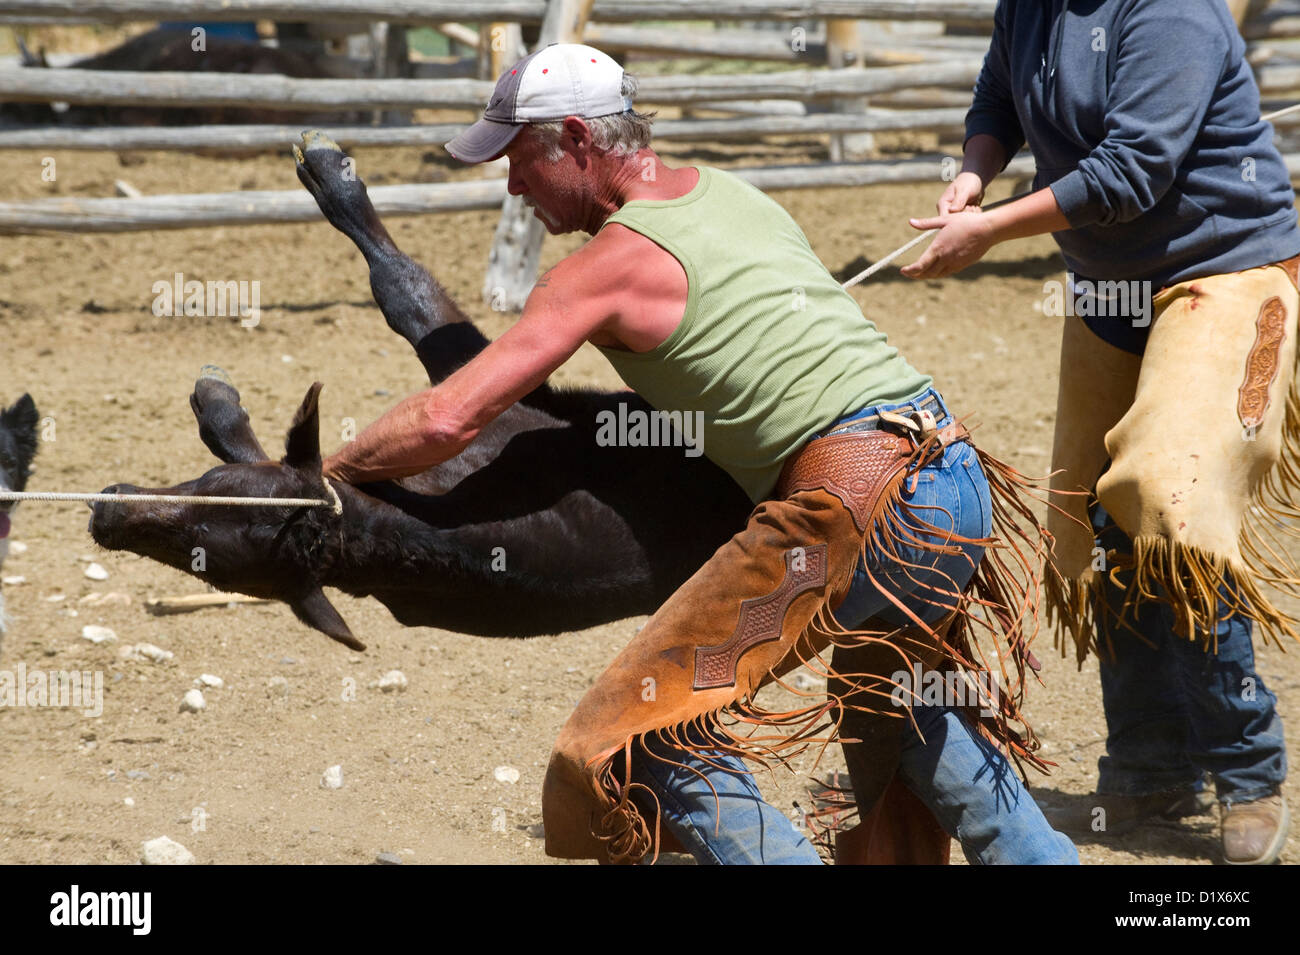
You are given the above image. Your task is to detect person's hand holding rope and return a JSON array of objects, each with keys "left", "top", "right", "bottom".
[
  {"left": 900, "top": 207, "right": 998, "bottom": 281},
  {"left": 902, "top": 169, "right": 993, "bottom": 280},
  {"left": 902, "top": 183, "right": 1073, "bottom": 282},
  {"left": 937, "top": 171, "right": 986, "bottom": 215}
]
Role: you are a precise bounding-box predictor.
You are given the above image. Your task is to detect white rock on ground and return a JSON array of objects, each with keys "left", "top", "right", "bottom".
[
  {"left": 81, "top": 625, "right": 116, "bottom": 644},
  {"left": 267, "top": 675, "right": 289, "bottom": 697},
  {"left": 140, "top": 835, "right": 194, "bottom": 865},
  {"left": 376, "top": 670, "right": 408, "bottom": 693},
  {"left": 179, "top": 689, "right": 206, "bottom": 713},
  {"left": 2, "top": 575, "right": 25, "bottom": 585},
  {"left": 83, "top": 563, "right": 109, "bottom": 581},
  {"left": 119, "top": 643, "right": 173, "bottom": 664},
  {"left": 321, "top": 765, "right": 344, "bottom": 789},
  {"left": 196, "top": 674, "right": 224, "bottom": 689},
  {"left": 494, "top": 765, "right": 521, "bottom": 784}
]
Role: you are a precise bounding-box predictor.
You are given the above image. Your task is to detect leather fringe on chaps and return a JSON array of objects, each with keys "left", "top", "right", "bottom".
[{"left": 543, "top": 424, "right": 1069, "bottom": 864}]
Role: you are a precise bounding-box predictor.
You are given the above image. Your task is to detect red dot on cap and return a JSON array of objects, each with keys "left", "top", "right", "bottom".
[
  {"left": 511, "top": 69, "right": 517, "bottom": 74},
  {"left": 591, "top": 58, "right": 596, "bottom": 62},
  {"left": 542, "top": 68, "right": 548, "bottom": 73}
]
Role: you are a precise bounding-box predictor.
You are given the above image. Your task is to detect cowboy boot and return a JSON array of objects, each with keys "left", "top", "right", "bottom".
[{"left": 1222, "top": 793, "right": 1290, "bottom": 865}]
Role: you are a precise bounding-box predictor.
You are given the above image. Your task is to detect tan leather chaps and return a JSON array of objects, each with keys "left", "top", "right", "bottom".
[{"left": 1047, "top": 256, "right": 1300, "bottom": 659}]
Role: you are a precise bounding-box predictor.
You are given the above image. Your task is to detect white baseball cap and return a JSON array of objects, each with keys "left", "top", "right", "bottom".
[{"left": 446, "top": 43, "right": 631, "bottom": 163}]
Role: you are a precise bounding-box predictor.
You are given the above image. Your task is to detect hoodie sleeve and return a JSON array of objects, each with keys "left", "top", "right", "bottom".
[
  {"left": 964, "top": 0, "right": 1026, "bottom": 165},
  {"left": 1050, "top": 2, "right": 1232, "bottom": 228}
]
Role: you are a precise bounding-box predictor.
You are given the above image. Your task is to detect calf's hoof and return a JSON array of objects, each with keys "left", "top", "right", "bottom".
[
  {"left": 294, "top": 130, "right": 376, "bottom": 240},
  {"left": 197, "top": 363, "right": 233, "bottom": 386}
]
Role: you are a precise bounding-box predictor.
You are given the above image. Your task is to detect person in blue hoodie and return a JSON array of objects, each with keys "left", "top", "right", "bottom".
[{"left": 904, "top": 0, "right": 1295, "bottom": 864}]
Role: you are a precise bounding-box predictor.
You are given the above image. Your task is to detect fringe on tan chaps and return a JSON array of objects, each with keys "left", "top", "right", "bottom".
[
  {"left": 1047, "top": 256, "right": 1300, "bottom": 661},
  {"left": 543, "top": 417, "right": 1065, "bottom": 864}
]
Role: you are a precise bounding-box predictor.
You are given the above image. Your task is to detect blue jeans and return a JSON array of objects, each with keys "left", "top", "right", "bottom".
[
  {"left": 1090, "top": 498, "right": 1287, "bottom": 805},
  {"left": 630, "top": 388, "right": 1078, "bottom": 864}
]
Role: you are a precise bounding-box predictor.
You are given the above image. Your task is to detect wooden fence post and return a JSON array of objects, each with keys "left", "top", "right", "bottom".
[
  {"left": 482, "top": 0, "right": 596, "bottom": 313},
  {"left": 370, "top": 21, "right": 412, "bottom": 125},
  {"left": 826, "top": 18, "right": 874, "bottom": 160},
  {"left": 1227, "top": 0, "right": 1276, "bottom": 28},
  {"left": 479, "top": 22, "right": 526, "bottom": 80}
]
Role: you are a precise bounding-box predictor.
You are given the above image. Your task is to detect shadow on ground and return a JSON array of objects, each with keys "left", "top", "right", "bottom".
[{"left": 1032, "top": 786, "right": 1222, "bottom": 864}]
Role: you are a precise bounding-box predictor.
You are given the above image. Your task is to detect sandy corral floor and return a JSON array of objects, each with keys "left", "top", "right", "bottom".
[{"left": 0, "top": 127, "right": 1296, "bottom": 866}]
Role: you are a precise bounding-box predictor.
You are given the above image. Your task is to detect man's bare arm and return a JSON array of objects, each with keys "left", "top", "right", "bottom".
[{"left": 322, "top": 251, "right": 619, "bottom": 484}]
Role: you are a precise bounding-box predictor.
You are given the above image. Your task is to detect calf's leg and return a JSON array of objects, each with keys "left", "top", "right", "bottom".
[
  {"left": 293, "top": 130, "right": 489, "bottom": 383},
  {"left": 190, "top": 365, "right": 270, "bottom": 464}
]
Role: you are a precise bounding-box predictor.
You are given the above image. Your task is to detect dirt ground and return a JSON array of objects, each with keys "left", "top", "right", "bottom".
[{"left": 0, "top": 126, "right": 1296, "bottom": 867}]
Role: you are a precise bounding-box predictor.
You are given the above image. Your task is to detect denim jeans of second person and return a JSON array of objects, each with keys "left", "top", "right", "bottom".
[
  {"left": 1090, "top": 495, "right": 1287, "bottom": 805},
  {"left": 628, "top": 388, "right": 1078, "bottom": 864}
]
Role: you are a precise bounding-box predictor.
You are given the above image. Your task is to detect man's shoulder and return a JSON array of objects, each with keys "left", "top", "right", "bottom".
[
  {"left": 561, "top": 221, "right": 684, "bottom": 293},
  {"left": 586, "top": 219, "right": 672, "bottom": 257},
  {"left": 697, "top": 165, "right": 766, "bottom": 200}
]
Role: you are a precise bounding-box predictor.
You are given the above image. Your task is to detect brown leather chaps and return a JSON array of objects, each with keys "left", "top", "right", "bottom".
[{"left": 543, "top": 417, "right": 1055, "bottom": 864}]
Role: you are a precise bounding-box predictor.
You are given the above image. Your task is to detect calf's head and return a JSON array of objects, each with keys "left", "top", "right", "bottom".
[{"left": 90, "top": 378, "right": 363, "bottom": 650}]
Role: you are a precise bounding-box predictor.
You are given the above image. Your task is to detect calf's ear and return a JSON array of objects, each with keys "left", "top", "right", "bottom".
[
  {"left": 1, "top": 393, "right": 38, "bottom": 431},
  {"left": 284, "top": 382, "right": 324, "bottom": 470},
  {"left": 1, "top": 394, "right": 39, "bottom": 460},
  {"left": 290, "top": 586, "right": 365, "bottom": 651}
]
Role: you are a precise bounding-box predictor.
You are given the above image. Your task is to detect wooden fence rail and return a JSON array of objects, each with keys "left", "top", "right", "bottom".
[
  {"left": 0, "top": 59, "right": 988, "bottom": 110},
  {"left": 0, "top": 108, "right": 972, "bottom": 150},
  {"left": 0, "top": 0, "right": 999, "bottom": 26},
  {"left": 9, "top": 147, "right": 1300, "bottom": 235},
  {"left": 567, "top": 25, "right": 989, "bottom": 63},
  {"left": 0, "top": 154, "right": 1040, "bottom": 234},
  {"left": 8, "top": 59, "right": 1300, "bottom": 115},
  {"left": 1247, "top": 4, "right": 1300, "bottom": 40}
]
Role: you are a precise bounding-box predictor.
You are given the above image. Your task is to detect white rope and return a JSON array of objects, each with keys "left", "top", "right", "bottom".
[
  {"left": 322, "top": 477, "right": 343, "bottom": 515},
  {"left": 0, "top": 486, "right": 341, "bottom": 513},
  {"left": 840, "top": 230, "right": 937, "bottom": 290},
  {"left": 1263, "top": 103, "right": 1300, "bottom": 124}
]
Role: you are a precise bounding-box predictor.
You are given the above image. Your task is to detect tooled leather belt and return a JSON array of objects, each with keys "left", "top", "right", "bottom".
[{"left": 775, "top": 406, "right": 972, "bottom": 534}]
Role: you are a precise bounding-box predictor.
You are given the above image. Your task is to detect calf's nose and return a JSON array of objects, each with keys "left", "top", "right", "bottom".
[{"left": 90, "top": 483, "right": 138, "bottom": 519}]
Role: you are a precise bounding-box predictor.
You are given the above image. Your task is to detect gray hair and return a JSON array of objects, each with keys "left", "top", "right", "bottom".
[{"left": 529, "top": 73, "right": 656, "bottom": 161}]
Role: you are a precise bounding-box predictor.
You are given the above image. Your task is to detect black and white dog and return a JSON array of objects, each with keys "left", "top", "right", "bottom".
[{"left": 0, "top": 394, "right": 39, "bottom": 643}]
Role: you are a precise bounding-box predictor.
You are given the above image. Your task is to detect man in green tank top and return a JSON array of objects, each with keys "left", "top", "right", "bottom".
[{"left": 324, "top": 43, "right": 1075, "bottom": 865}]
